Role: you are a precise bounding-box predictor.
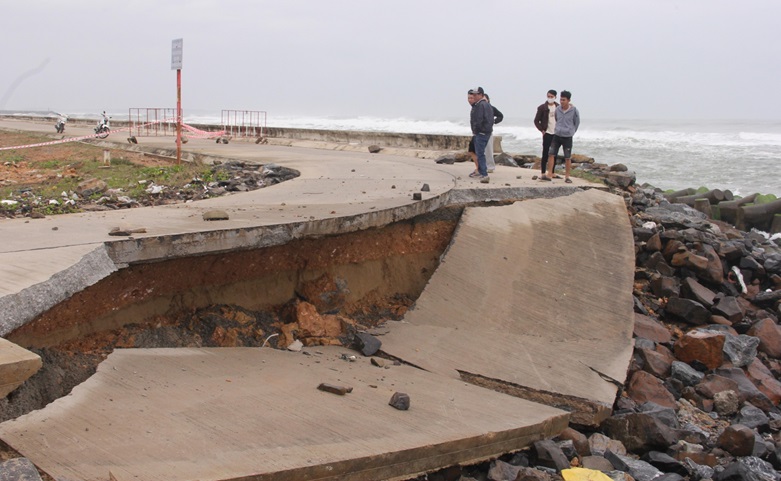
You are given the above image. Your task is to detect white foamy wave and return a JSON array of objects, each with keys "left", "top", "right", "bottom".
[
  {"left": 268, "top": 116, "right": 471, "bottom": 135},
  {"left": 738, "top": 131, "right": 781, "bottom": 145}
]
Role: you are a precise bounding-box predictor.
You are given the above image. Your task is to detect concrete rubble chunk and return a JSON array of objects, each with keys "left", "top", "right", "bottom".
[
  {"left": 580, "top": 456, "right": 615, "bottom": 472},
  {"left": 666, "top": 297, "right": 711, "bottom": 325},
  {"left": 533, "top": 439, "right": 570, "bottom": 472},
  {"left": 0, "top": 457, "right": 43, "bottom": 481},
  {"left": 713, "top": 390, "right": 740, "bottom": 416},
  {"left": 674, "top": 329, "right": 725, "bottom": 370},
  {"left": 388, "top": 392, "right": 410, "bottom": 410},
  {"left": 722, "top": 334, "right": 759, "bottom": 367},
  {"left": 638, "top": 347, "right": 673, "bottom": 378},
  {"left": 670, "top": 361, "right": 704, "bottom": 386},
  {"left": 668, "top": 440, "right": 718, "bottom": 468},
  {"left": 202, "top": 209, "right": 229, "bottom": 221},
  {"left": 354, "top": 332, "right": 382, "bottom": 356},
  {"left": 108, "top": 226, "right": 147, "bottom": 236},
  {"left": 696, "top": 374, "right": 740, "bottom": 399},
  {"left": 681, "top": 277, "right": 716, "bottom": 308},
  {"left": 745, "top": 359, "right": 781, "bottom": 405},
  {"left": 634, "top": 313, "right": 672, "bottom": 344},
  {"left": 626, "top": 370, "right": 676, "bottom": 409},
  {"left": 736, "top": 403, "right": 770, "bottom": 431},
  {"left": 317, "top": 383, "right": 353, "bottom": 395},
  {"left": 683, "top": 458, "right": 714, "bottom": 481},
  {"left": 651, "top": 275, "right": 679, "bottom": 298},
  {"left": 639, "top": 451, "right": 688, "bottom": 476},
  {"left": 715, "top": 368, "right": 775, "bottom": 413},
  {"left": 717, "top": 424, "right": 756, "bottom": 457},
  {"left": 601, "top": 409, "right": 679, "bottom": 454},
  {"left": 604, "top": 451, "right": 664, "bottom": 481},
  {"left": 712, "top": 296, "right": 745, "bottom": 323},
  {"left": 747, "top": 318, "right": 781, "bottom": 358},
  {"left": 558, "top": 427, "right": 590, "bottom": 457},
  {"left": 714, "top": 457, "right": 780, "bottom": 481},
  {"left": 487, "top": 459, "right": 522, "bottom": 481},
  {"left": 76, "top": 177, "right": 108, "bottom": 197},
  {"left": 588, "top": 433, "right": 627, "bottom": 457},
  {"left": 652, "top": 474, "right": 685, "bottom": 481}
]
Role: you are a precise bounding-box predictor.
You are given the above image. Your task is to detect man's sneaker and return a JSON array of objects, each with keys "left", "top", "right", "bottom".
[
  {"left": 468, "top": 171, "right": 481, "bottom": 178},
  {"left": 479, "top": 176, "right": 490, "bottom": 184},
  {"left": 487, "top": 168, "right": 495, "bottom": 173}
]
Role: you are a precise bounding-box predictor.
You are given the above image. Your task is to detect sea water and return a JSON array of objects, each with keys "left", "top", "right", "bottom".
[
  {"left": 4, "top": 110, "right": 779, "bottom": 196},
  {"left": 185, "top": 113, "right": 778, "bottom": 197},
  {"left": 244, "top": 115, "right": 779, "bottom": 197}
]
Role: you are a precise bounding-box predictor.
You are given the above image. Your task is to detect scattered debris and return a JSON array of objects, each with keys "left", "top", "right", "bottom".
[
  {"left": 108, "top": 226, "right": 147, "bottom": 236},
  {"left": 317, "top": 383, "right": 353, "bottom": 396},
  {"left": 388, "top": 392, "right": 410, "bottom": 410},
  {"left": 203, "top": 209, "right": 229, "bottom": 221}
]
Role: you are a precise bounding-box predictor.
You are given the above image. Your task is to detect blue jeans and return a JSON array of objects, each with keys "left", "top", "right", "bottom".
[{"left": 473, "top": 133, "right": 490, "bottom": 176}]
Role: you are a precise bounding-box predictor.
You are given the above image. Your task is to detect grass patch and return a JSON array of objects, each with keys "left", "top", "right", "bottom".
[{"left": 0, "top": 130, "right": 205, "bottom": 205}]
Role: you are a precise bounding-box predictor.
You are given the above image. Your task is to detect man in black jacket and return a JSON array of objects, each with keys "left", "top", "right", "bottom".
[
  {"left": 484, "top": 94, "right": 503, "bottom": 173},
  {"left": 468, "top": 87, "right": 493, "bottom": 183},
  {"left": 533, "top": 89, "right": 558, "bottom": 181}
]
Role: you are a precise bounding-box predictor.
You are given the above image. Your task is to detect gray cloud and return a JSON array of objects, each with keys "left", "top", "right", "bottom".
[{"left": 2, "top": 0, "right": 779, "bottom": 119}]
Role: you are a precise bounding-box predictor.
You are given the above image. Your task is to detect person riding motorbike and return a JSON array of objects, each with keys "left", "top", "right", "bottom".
[
  {"left": 55, "top": 113, "right": 68, "bottom": 134},
  {"left": 95, "top": 111, "right": 111, "bottom": 138}
]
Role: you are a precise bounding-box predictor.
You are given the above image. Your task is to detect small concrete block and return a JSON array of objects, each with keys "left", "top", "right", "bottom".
[
  {"left": 421, "top": 184, "right": 430, "bottom": 192},
  {"left": 412, "top": 193, "right": 422, "bottom": 201}
]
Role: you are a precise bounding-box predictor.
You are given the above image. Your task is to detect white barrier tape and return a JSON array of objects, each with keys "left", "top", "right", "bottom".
[
  {"left": 0, "top": 128, "right": 128, "bottom": 151},
  {"left": 0, "top": 120, "right": 228, "bottom": 151},
  {"left": 0, "top": 119, "right": 171, "bottom": 151},
  {"left": 181, "top": 123, "right": 225, "bottom": 138}
]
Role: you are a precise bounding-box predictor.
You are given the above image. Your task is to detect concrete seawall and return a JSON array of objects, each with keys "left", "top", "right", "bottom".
[{"left": 0, "top": 115, "right": 503, "bottom": 153}]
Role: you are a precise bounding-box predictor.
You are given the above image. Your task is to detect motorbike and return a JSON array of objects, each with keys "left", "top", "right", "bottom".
[
  {"left": 55, "top": 114, "right": 67, "bottom": 134},
  {"left": 94, "top": 112, "right": 111, "bottom": 139}
]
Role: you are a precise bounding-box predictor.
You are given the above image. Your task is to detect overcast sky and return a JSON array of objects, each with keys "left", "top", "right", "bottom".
[{"left": 2, "top": 0, "right": 780, "bottom": 120}]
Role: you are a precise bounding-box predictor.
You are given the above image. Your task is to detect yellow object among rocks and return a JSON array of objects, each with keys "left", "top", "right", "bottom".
[{"left": 562, "top": 467, "right": 615, "bottom": 481}]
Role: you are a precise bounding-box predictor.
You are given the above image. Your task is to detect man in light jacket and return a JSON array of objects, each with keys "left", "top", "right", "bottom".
[{"left": 545, "top": 90, "right": 580, "bottom": 183}]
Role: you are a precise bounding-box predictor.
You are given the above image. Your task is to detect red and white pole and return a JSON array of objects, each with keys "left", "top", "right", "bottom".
[
  {"left": 171, "top": 38, "right": 184, "bottom": 165},
  {"left": 176, "top": 68, "right": 182, "bottom": 165}
]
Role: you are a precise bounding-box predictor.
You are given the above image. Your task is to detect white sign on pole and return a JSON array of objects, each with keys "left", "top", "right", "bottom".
[{"left": 171, "top": 38, "right": 183, "bottom": 70}]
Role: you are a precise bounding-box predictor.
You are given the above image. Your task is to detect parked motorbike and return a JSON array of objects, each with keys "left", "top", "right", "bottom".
[
  {"left": 95, "top": 111, "right": 111, "bottom": 139},
  {"left": 55, "top": 114, "right": 67, "bottom": 134}
]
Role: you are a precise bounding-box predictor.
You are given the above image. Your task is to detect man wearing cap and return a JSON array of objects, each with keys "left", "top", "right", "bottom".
[{"left": 468, "top": 87, "right": 492, "bottom": 183}]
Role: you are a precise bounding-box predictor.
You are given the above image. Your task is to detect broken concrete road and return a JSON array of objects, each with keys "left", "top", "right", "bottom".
[
  {"left": 380, "top": 189, "right": 636, "bottom": 425},
  {"left": 0, "top": 347, "right": 569, "bottom": 481}
]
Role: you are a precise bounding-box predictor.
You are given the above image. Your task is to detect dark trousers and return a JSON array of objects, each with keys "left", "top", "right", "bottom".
[{"left": 541, "top": 133, "right": 554, "bottom": 174}]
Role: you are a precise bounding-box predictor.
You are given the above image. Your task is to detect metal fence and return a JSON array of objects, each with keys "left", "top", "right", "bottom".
[
  {"left": 221, "top": 110, "right": 267, "bottom": 138},
  {"left": 128, "top": 108, "right": 179, "bottom": 137}
]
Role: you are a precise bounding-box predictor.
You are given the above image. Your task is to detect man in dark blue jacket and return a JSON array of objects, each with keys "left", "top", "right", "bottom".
[{"left": 468, "top": 87, "right": 493, "bottom": 183}]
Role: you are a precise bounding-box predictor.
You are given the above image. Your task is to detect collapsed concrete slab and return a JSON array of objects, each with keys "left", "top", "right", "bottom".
[
  {"left": 0, "top": 347, "right": 569, "bottom": 481},
  {"left": 0, "top": 244, "right": 117, "bottom": 337},
  {"left": 380, "top": 189, "right": 636, "bottom": 425},
  {"left": 0, "top": 338, "right": 41, "bottom": 398}
]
